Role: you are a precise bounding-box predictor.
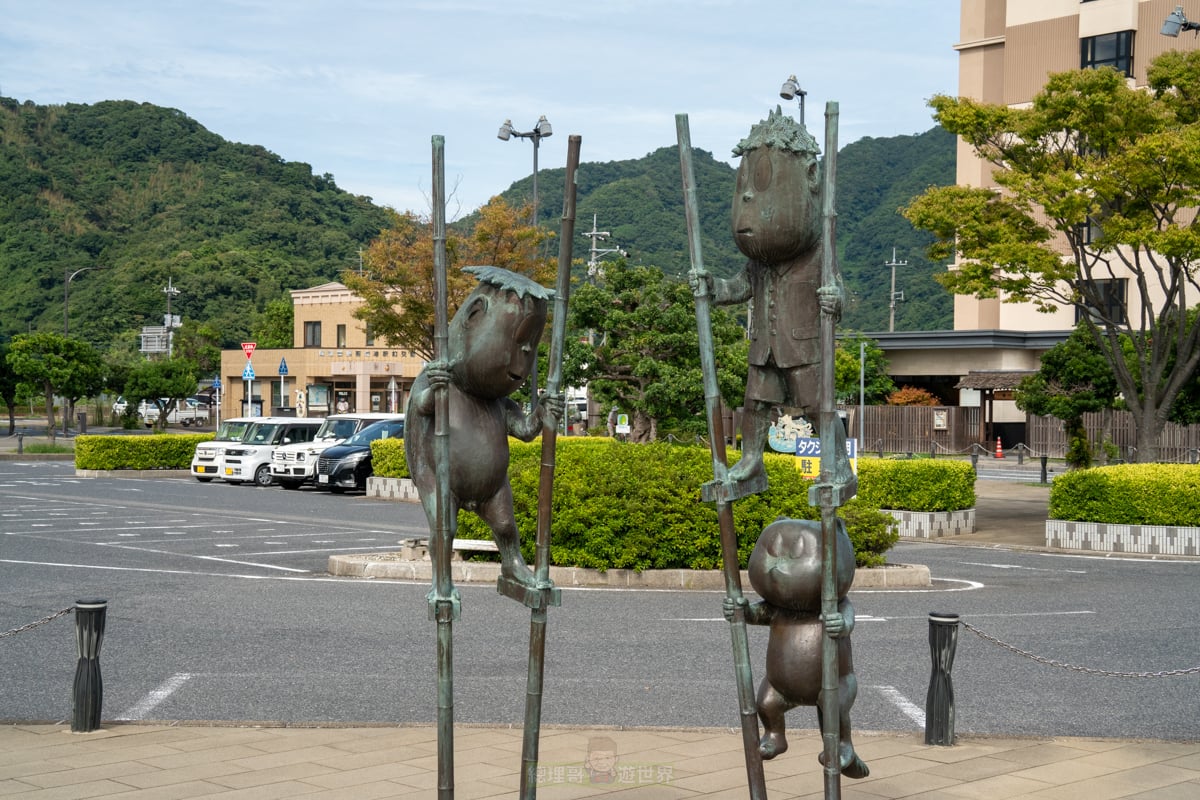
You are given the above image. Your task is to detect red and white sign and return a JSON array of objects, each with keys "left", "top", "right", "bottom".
[{"left": 241, "top": 342, "right": 257, "bottom": 359}]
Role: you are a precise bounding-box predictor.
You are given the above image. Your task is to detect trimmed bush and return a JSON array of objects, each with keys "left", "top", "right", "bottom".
[
  {"left": 856, "top": 458, "right": 976, "bottom": 512},
  {"left": 1050, "top": 464, "right": 1200, "bottom": 525},
  {"left": 409, "top": 439, "right": 900, "bottom": 570},
  {"left": 371, "top": 438, "right": 409, "bottom": 478},
  {"left": 75, "top": 433, "right": 214, "bottom": 470}
]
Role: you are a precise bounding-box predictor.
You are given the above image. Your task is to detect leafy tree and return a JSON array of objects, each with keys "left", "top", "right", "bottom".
[
  {"left": 171, "top": 320, "right": 223, "bottom": 376},
  {"left": 5, "top": 332, "right": 102, "bottom": 438},
  {"left": 0, "top": 342, "right": 18, "bottom": 435},
  {"left": 887, "top": 386, "right": 941, "bottom": 406},
  {"left": 835, "top": 333, "right": 895, "bottom": 404},
  {"left": 1016, "top": 324, "right": 1120, "bottom": 469},
  {"left": 565, "top": 261, "right": 747, "bottom": 441},
  {"left": 903, "top": 55, "right": 1200, "bottom": 462},
  {"left": 124, "top": 358, "right": 198, "bottom": 430},
  {"left": 250, "top": 297, "right": 295, "bottom": 348},
  {"left": 343, "top": 198, "right": 553, "bottom": 360}
]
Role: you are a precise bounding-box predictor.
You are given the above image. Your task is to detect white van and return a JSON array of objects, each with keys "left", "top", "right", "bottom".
[
  {"left": 270, "top": 412, "right": 403, "bottom": 490},
  {"left": 219, "top": 417, "right": 323, "bottom": 486},
  {"left": 190, "top": 417, "right": 256, "bottom": 482}
]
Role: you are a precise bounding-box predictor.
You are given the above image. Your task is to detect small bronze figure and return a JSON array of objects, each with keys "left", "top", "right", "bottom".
[
  {"left": 736, "top": 517, "right": 868, "bottom": 778},
  {"left": 695, "top": 108, "right": 851, "bottom": 492},
  {"left": 407, "top": 266, "right": 563, "bottom": 588}
]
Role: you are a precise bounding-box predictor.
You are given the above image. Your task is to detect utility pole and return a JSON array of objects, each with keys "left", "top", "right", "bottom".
[
  {"left": 580, "top": 214, "right": 626, "bottom": 282},
  {"left": 163, "top": 277, "right": 181, "bottom": 357},
  {"left": 886, "top": 247, "right": 907, "bottom": 332}
]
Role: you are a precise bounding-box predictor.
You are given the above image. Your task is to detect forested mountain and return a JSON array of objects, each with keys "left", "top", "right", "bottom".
[{"left": 0, "top": 97, "right": 954, "bottom": 349}]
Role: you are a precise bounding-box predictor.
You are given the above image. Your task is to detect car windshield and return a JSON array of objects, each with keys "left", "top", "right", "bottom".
[
  {"left": 214, "top": 421, "right": 253, "bottom": 441},
  {"left": 345, "top": 419, "right": 405, "bottom": 446},
  {"left": 245, "top": 422, "right": 286, "bottom": 445},
  {"left": 316, "top": 418, "right": 361, "bottom": 440}
]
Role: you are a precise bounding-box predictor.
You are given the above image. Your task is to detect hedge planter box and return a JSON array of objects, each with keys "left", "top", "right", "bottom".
[
  {"left": 1046, "top": 520, "right": 1200, "bottom": 556},
  {"left": 883, "top": 508, "right": 975, "bottom": 539},
  {"left": 367, "top": 476, "right": 420, "bottom": 501}
]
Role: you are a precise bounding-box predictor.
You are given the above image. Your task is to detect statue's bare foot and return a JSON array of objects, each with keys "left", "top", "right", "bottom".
[
  {"left": 758, "top": 731, "right": 788, "bottom": 760},
  {"left": 818, "top": 743, "right": 869, "bottom": 779},
  {"left": 500, "top": 557, "right": 537, "bottom": 588}
]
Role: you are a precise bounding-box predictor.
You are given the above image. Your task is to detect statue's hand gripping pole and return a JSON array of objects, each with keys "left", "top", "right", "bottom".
[{"left": 677, "top": 113, "right": 767, "bottom": 800}]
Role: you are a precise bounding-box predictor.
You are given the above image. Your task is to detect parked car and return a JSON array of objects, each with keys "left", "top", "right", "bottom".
[
  {"left": 270, "top": 412, "right": 403, "bottom": 490},
  {"left": 315, "top": 417, "right": 406, "bottom": 493},
  {"left": 111, "top": 396, "right": 129, "bottom": 415},
  {"left": 190, "top": 417, "right": 257, "bottom": 482},
  {"left": 139, "top": 398, "right": 210, "bottom": 427},
  {"left": 220, "top": 417, "right": 323, "bottom": 486}
]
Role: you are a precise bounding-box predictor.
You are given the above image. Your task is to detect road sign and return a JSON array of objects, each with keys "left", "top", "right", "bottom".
[
  {"left": 242, "top": 363, "right": 256, "bottom": 381},
  {"left": 212, "top": 378, "right": 222, "bottom": 390},
  {"left": 793, "top": 437, "right": 858, "bottom": 479},
  {"left": 241, "top": 342, "right": 257, "bottom": 359},
  {"left": 278, "top": 357, "right": 289, "bottom": 376}
]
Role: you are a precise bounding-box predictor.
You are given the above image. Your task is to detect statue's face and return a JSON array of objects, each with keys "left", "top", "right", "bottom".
[
  {"left": 732, "top": 146, "right": 820, "bottom": 263},
  {"left": 452, "top": 287, "right": 547, "bottom": 399},
  {"left": 748, "top": 519, "right": 852, "bottom": 611}
]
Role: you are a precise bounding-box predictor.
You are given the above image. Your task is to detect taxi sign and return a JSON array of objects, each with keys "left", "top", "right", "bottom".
[{"left": 794, "top": 437, "right": 858, "bottom": 479}]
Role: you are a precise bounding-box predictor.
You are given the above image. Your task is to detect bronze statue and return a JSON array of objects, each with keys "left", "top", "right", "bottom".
[
  {"left": 407, "top": 265, "right": 564, "bottom": 589},
  {"left": 735, "top": 518, "right": 868, "bottom": 778},
  {"left": 694, "top": 107, "right": 850, "bottom": 490}
]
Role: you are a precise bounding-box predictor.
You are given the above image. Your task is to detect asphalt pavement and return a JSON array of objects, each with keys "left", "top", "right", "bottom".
[{"left": 4, "top": 433, "right": 1198, "bottom": 798}]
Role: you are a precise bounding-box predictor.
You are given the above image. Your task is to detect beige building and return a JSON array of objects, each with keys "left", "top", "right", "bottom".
[
  {"left": 216, "top": 282, "right": 424, "bottom": 421},
  {"left": 874, "top": 0, "right": 1200, "bottom": 440}
]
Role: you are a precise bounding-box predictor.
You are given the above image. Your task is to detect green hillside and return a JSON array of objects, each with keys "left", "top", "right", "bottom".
[{"left": 0, "top": 97, "right": 954, "bottom": 348}]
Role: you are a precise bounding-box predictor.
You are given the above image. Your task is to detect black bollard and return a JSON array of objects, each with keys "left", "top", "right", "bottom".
[
  {"left": 930, "top": 441, "right": 936, "bottom": 459},
  {"left": 925, "top": 612, "right": 959, "bottom": 746},
  {"left": 71, "top": 599, "right": 107, "bottom": 733},
  {"left": 970, "top": 452, "right": 978, "bottom": 471},
  {"left": 16, "top": 432, "right": 23, "bottom": 454},
  {"left": 1017, "top": 446, "right": 1024, "bottom": 465},
  {"left": 1040, "top": 455, "right": 1049, "bottom": 484}
]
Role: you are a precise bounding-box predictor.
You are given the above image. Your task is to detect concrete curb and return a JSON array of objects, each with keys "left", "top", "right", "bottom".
[
  {"left": 327, "top": 554, "right": 931, "bottom": 590},
  {"left": 74, "top": 469, "right": 193, "bottom": 479}
]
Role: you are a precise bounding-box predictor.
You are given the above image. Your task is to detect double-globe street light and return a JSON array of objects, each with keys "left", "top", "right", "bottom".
[
  {"left": 497, "top": 115, "right": 552, "bottom": 225},
  {"left": 64, "top": 265, "right": 108, "bottom": 335}
]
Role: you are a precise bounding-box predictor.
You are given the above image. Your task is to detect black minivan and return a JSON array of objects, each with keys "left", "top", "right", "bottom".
[{"left": 315, "top": 417, "right": 405, "bottom": 492}]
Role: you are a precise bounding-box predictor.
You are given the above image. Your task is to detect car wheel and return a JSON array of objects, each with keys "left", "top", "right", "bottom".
[
  {"left": 195, "top": 477, "right": 213, "bottom": 483},
  {"left": 253, "top": 465, "right": 273, "bottom": 487},
  {"left": 278, "top": 479, "right": 302, "bottom": 490},
  {"left": 329, "top": 486, "right": 345, "bottom": 494}
]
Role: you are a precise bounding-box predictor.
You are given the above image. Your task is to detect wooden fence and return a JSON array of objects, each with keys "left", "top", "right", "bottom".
[{"left": 1026, "top": 412, "right": 1200, "bottom": 463}]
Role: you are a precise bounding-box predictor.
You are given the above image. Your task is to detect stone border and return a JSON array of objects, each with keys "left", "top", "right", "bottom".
[
  {"left": 366, "top": 476, "right": 419, "bottom": 501},
  {"left": 883, "top": 508, "right": 975, "bottom": 538},
  {"left": 1046, "top": 520, "right": 1200, "bottom": 556},
  {"left": 328, "top": 553, "right": 930, "bottom": 590}
]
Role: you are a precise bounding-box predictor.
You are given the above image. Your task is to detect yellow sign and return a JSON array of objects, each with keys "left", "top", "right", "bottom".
[{"left": 794, "top": 438, "right": 858, "bottom": 479}]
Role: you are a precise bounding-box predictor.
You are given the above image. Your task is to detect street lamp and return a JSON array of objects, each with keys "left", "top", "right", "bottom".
[
  {"left": 1162, "top": 5, "right": 1200, "bottom": 36},
  {"left": 64, "top": 266, "right": 108, "bottom": 335},
  {"left": 497, "top": 115, "right": 552, "bottom": 225},
  {"left": 779, "top": 74, "right": 807, "bottom": 125}
]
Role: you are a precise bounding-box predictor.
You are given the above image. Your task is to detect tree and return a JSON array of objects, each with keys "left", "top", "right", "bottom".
[
  {"left": 834, "top": 333, "right": 895, "bottom": 405},
  {"left": 125, "top": 358, "right": 199, "bottom": 430},
  {"left": 171, "top": 320, "right": 223, "bottom": 376},
  {"left": 565, "top": 261, "right": 747, "bottom": 441},
  {"left": 902, "top": 54, "right": 1200, "bottom": 462},
  {"left": 5, "top": 333, "right": 103, "bottom": 439},
  {"left": 343, "top": 198, "right": 554, "bottom": 360},
  {"left": 0, "top": 342, "right": 19, "bottom": 435},
  {"left": 1015, "top": 323, "right": 1120, "bottom": 469},
  {"left": 886, "top": 386, "right": 941, "bottom": 406},
  {"left": 250, "top": 297, "right": 295, "bottom": 349}
]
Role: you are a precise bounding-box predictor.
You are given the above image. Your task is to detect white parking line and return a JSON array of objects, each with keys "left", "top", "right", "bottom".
[
  {"left": 871, "top": 685, "right": 925, "bottom": 727},
  {"left": 117, "top": 673, "right": 193, "bottom": 720}
]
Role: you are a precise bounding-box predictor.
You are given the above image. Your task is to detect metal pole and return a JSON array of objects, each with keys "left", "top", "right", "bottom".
[
  {"left": 71, "top": 599, "right": 107, "bottom": 733},
  {"left": 429, "top": 135, "right": 459, "bottom": 800},
  {"left": 517, "top": 134, "right": 579, "bottom": 799},
  {"left": 531, "top": 137, "right": 539, "bottom": 227},
  {"left": 858, "top": 341, "right": 865, "bottom": 452},
  {"left": 814, "top": 101, "right": 844, "bottom": 800},
  {"left": 676, "top": 113, "right": 767, "bottom": 800}
]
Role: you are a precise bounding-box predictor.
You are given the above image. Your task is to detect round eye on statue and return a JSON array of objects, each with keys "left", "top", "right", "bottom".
[{"left": 754, "top": 153, "right": 773, "bottom": 192}]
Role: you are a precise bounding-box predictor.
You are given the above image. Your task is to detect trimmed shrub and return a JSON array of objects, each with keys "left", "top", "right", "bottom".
[
  {"left": 856, "top": 458, "right": 976, "bottom": 512},
  {"left": 1049, "top": 464, "right": 1200, "bottom": 525},
  {"left": 371, "top": 438, "right": 409, "bottom": 478},
  {"left": 75, "top": 433, "right": 213, "bottom": 470}
]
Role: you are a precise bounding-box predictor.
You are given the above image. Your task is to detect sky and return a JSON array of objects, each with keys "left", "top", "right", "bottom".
[{"left": 0, "top": 1, "right": 960, "bottom": 220}]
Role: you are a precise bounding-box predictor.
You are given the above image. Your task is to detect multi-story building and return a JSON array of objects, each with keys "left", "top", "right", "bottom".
[
  {"left": 874, "top": 0, "right": 1200, "bottom": 443},
  {"left": 215, "top": 282, "right": 424, "bottom": 421}
]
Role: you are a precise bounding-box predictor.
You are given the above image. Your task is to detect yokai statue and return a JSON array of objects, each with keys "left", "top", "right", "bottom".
[
  {"left": 735, "top": 517, "right": 868, "bottom": 778},
  {"left": 696, "top": 108, "right": 851, "bottom": 491},
  {"left": 406, "top": 266, "right": 563, "bottom": 588}
]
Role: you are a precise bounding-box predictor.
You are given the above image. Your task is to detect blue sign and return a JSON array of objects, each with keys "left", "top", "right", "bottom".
[
  {"left": 212, "top": 378, "right": 222, "bottom": 390},
  {"left": 794, "top": 437, "right": 858, "bottom": 479},
  {"left": 278, "top": 357, "right": 289, "bottom": 376},
  {"left": 242, "top": 363, "right": 256, "bottom": 381}
]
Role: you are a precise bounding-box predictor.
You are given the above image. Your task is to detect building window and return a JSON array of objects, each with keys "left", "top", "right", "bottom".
[
  {"left": 304, "top": 321, "right": 322, "bottom": 347},
  {"left": 1076, "top": 278, "right": 1127, "bottom": 325},
  {"left": 1081, "top": 31, "right": 1133, "bottom": 76},
  {"left": 1074, "top": 216, "right": 1102, "bottom": 245},
  {"left": 336, "top": 324, "right": 347, "bottom": 348},
  {"left": 364, "top": 324, "right": 375, "bottom": 347}
]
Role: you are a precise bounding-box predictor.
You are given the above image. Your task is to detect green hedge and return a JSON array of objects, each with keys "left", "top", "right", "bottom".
[
  {"left": 1049, "top": 464, "right": 1200, "bottom": 525},
  {"left": 856, "top": 458, "right": 976, "bottom": 511},
  {"left": 75, "top": 433, "right": 213, "bottom": 470},
  {"left": 371, "top": 438, "right": 409, "bottom": 478},
  {"left": 377, "top": 437, "right": 900, "bottom": 570}
]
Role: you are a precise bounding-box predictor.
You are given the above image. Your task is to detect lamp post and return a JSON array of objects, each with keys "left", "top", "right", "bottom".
[
  {"left": 64, "top": 266, "right": 108, "bottom": 335},
  {"left": 1162, "top": 5, "right": 1200, "bottom": 36},
  {"left": 497, "top": 115, "right": 553, "bottom": 225},
  {"left": 779, "top": 74, "right": 807, "bottom": 125}
]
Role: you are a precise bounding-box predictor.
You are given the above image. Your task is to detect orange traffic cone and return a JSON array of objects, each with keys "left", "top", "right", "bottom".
[{"left": 994, "top": 436, "right": 1004, "bottom": 459}]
